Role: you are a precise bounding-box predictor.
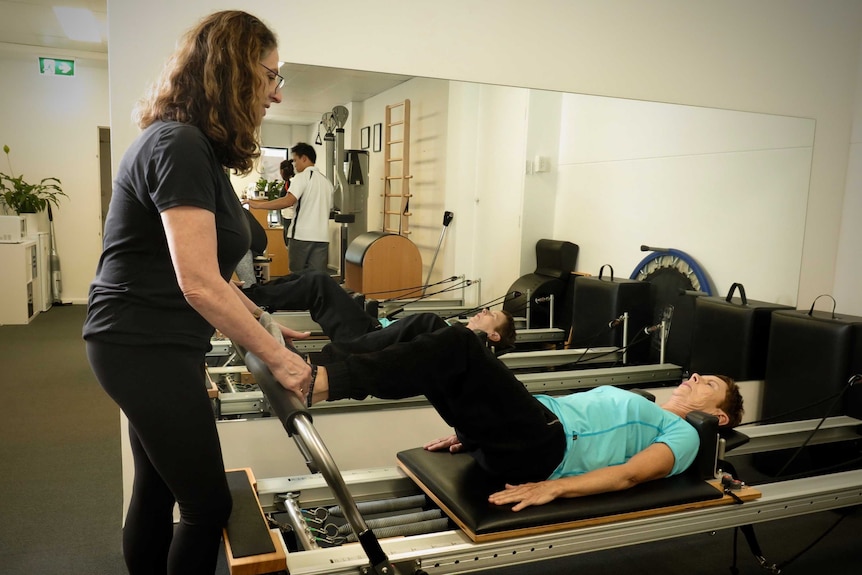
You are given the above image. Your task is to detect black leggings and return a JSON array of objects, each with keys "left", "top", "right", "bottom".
[
  {"left": 242, "top": 269, "right": 380, "bottom": 342},
  {"left": 320, "top": 319, "right": 567, "bottom": 483},
  {"left": 86, "top": 340, "right": 231, "bottom": 575}
]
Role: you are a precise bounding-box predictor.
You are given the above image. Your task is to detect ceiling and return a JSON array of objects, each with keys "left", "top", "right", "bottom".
[{"left": 0, "top": 0, "right": 412, "bottom": 125}]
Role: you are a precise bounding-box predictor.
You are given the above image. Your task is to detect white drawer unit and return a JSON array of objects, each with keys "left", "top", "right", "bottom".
[{"left": 0, "top": 239, "right": 39, "bottom": 325}]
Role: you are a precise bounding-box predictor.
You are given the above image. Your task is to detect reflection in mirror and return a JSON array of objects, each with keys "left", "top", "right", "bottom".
[{"left": 249, "top": 63, "right": 813, "bottom": 308}]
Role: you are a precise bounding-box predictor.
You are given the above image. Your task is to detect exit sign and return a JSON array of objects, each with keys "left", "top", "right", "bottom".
[{"left": 38, "top": 57, "right": 75, "bottom": 77}]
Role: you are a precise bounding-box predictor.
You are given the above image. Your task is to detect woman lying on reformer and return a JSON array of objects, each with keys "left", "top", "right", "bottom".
[{"left": 277, "top": 314, "right": 744, "bottom": 512}]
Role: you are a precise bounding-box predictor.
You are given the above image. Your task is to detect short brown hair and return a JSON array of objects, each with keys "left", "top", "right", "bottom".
[
  {"left": 716, "top": 374, "right": 744, "bottom": 428},
  {"left": 134, "top": 11, "right": 277, "bottom": 174},
  {"left": 494, "top": 309, "right": 517, "bottom": 351}
]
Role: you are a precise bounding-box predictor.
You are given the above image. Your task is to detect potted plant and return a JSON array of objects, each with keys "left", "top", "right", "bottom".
[
  {"left": 0, "top": 145, "right": 67, "bottom": 216},
  {"left": 254, "top": 176, "right": 283, "bottom": 200}
]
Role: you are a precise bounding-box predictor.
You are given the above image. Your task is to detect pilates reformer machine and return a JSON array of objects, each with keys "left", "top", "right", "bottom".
[{"left": 218, "top": 311, "right": 862, "bottom": 575}]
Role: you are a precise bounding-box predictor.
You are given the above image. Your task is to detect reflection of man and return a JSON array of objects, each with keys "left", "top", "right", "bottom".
[{"left": 284, "top": 142, "right": 333, "bottom": 273}]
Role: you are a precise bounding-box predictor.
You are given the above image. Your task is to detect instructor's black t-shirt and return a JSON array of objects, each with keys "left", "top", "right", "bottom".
[{"left": 83, "top": 121, "right": 250, "bottom": 350}]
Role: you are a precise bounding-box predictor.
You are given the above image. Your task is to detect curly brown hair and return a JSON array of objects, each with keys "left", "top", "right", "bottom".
[
  {"left": 134, "top": 10, "right": 277, "bottom": 174},
  {"left": 716, "top": 374, "right": 745, "bottom": 428}
]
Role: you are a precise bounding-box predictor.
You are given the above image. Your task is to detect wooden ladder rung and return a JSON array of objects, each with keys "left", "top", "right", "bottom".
[
  {"left": 388, "top": 121, "right": 404, "bottom": 127},
  {"left": 383, "top": 210, "right": 413, "bottom": 216},
  {"left": 382, "top": 193, "right": 413, "bottom": 198},
  {"left": 387, "top": 102, "right": 405, "bottom": 109},
  {"left": 386, "top": 158, "right": 403, "bottom": 163},
  {"left": 389, "top": 139, "right": 404, "bottom": 144},
  {"left": 383, "top": 175, "right": 413, "bottom": 180}
]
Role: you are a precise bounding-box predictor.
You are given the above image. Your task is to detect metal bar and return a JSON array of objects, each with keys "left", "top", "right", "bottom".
[
  {"left": 728, "top": 416, "right": 862, "bottom": 456},
  {"left": 514, "top": 328, "right": 566, "bottom": 343},
  {"left": 622, "top": 312, "right": 629, "bottom": 365},
  {"left": 516, "top": 364, "right": 684, "bottom": 393},
  {"left": 499, "top": 346, "right": 622, "bottom": 369},
  {"left": 282, "top": 469, "right": 862, "bottom": 575},
  {"left": 280, "top": 494, "right": 319, "bottom": 551}
]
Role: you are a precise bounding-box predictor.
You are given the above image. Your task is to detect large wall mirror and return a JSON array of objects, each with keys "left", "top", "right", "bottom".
[{"left": 255, "top": 63, "right": 814, "bottom": 307}]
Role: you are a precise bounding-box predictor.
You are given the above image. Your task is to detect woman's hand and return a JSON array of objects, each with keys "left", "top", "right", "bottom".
[
  {"left": 423, "top": 435, "right": 464, "bottom": 453},
  {"left": 270, "top": 349, "right": 311, "bottom": 401},
  {"left": 278, "top": 324, "right": 310, "bottom": 345},
  {"left": 488, "top": 481, "right": 558, "bottom": 512}
]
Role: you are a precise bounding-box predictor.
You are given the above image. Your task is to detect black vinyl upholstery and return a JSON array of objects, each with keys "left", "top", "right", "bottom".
[
  {"left": 396, "top": 401, "right": 723, "bottom": 538},
  {"left": 762, "top": 310, "right": 862, "bottom": 422},
  {"left": 568, "top": 274, "right": 651, "bottom": 363},
  {"left": 504, "top": 239, "right": 579, "bottom": 331},
  {"left": 396, "top": 448, "right": 721, "bottom": 538},
  {"left": 690, "top": 290, "right": 792, "bottom": 380}
]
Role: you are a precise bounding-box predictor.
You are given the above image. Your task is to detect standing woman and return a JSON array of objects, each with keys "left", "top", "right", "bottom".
[
  {"left": 83, "top": 11, "right": 309, "bottom": 575},
  {"left": 247, "top": 158, "right": 296, "bottom": 249}
]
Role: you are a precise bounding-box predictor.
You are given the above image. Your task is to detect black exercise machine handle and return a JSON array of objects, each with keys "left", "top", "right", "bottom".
[
  {"left": 598, "top": 264, "right": 614, "bottom": 281},
  {"left": 238, "top": 313, "right": 396, "bottom": 572},
  {"left": 725, "top": 282, "right": 748, "bottom": 305}
]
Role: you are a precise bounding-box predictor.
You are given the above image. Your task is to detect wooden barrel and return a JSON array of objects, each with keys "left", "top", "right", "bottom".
[{"left": 344, "top": 232, "right": 422, "bottom": 299}]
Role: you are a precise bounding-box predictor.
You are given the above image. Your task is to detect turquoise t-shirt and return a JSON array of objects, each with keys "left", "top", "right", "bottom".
[{"left": 535, "top": 386, "right": 699, "bottom": 479}]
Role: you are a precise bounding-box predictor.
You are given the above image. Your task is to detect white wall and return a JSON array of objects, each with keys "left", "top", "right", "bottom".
[
  {"left": 554, "top": 94, "right": 814, "bottom": 305},
  {"left": 0, "top": 46, "right": 108, "bottom": 304},
  {"left": 833, "top": 37, "right": 862, "bottom": 317},
  {"left": 522, "top": 90, "right": 563, "bottom": 274},
  {"left": 108, "top": 0, "right": 862, "bottom": 312}
]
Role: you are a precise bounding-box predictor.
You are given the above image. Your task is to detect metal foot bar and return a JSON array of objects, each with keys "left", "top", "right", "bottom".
[{"left": 239, "top": 313, "right": 402, "bottom": 575}]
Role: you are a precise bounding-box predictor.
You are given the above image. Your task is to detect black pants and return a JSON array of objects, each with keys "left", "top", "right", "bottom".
[
  {"left": 242, "top": 269, "right": 380, "bottom": 342},
  {"left": 87, "top": 340, "right": 231, "bottom": 575},
  {"left": 319, "top": 316, "right": 567, "bottom": 483}
]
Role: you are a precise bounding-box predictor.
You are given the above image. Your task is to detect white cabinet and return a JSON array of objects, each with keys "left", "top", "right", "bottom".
[{"left": 0, "top": 239, "right": 39, "bottom": 325}]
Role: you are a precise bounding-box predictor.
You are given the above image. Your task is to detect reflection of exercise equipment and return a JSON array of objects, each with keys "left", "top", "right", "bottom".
[
  {"left": 631, "top": 245, "right": 713, "bottom": 369},
  {"left": 320, "top": 106, "right": 370, "bottom": 278},
  {"left": 423, "top": 211, "right": 454, "bottom": 295},
  {"left": 344, "top": 231, "right": 422, "bottom": 299},
  {"left": 382, "top": 99, "right": 412, "bottom": 235},
  {"left": 503, "top": 239, "right": 579, "bottom": 330}
]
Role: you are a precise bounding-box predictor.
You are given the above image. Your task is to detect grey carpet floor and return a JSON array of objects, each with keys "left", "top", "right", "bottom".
[{"left": 0, "top": 305, "right": 125, "bottom": 574}]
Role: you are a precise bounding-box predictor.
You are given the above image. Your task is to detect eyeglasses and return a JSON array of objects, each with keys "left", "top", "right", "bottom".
[{"left": 260, "top": 63, "right": 285, "bottom": 91}]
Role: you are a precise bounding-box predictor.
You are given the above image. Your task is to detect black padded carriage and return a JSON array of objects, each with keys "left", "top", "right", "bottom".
[{"left": 397, "top": 399, "right": 733, "bottom": 542}]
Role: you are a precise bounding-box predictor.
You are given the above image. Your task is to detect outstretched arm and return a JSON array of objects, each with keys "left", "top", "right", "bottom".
[
  {"left": 246, "top": 193, "right": 296, "bottom": 210},
  {"left": 488, "top": 442, "right": 675, "bottom": 511}
]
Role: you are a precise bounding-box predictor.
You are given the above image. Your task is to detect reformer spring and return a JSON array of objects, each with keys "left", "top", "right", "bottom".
[
  {"left": 335, "top": 509, "right": 444, "bottom": 535},
  {"left": 345, "top": 517, "right": 450, "bottom": 542},
  {"left": 327, "top": 494, "right": 427, "bottom": 517}
]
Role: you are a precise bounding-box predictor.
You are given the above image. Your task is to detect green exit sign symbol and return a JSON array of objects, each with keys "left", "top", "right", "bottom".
[{"left": 39, "top": 57, "right": 75, "bottom": 77}]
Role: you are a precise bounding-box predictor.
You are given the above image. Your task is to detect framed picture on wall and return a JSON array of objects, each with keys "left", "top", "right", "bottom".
[
  {"left": 360, "top": 126, "right": 371, "bottom": 150},
  {"left": 373, "top": 123, "right": 383, "bottom": 152}
]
